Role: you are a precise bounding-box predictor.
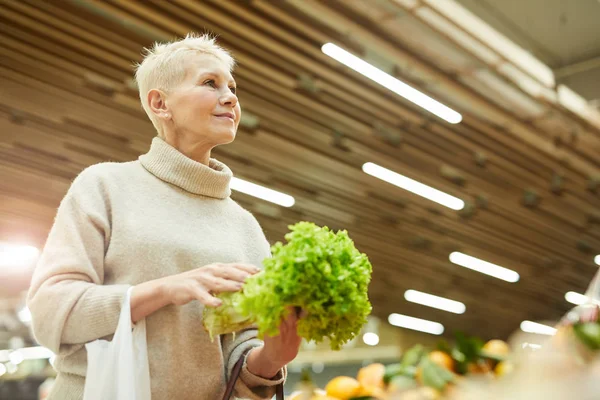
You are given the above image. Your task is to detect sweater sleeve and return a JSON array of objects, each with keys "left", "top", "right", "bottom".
[
  {"left": 27, "top": 170, "right": 130, "bottom": 353},
  {"left": 222, "top": 328, "right": 287, "bottom": 400}
]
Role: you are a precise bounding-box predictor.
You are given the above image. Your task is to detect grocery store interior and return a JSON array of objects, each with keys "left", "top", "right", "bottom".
[{"left": 1, "top": 0, "right": 599, "bottom": 399}]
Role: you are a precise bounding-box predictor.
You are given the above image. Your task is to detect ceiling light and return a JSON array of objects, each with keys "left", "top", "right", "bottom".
[
  {"left": 230, "top": 177, "right": 295, "bottom": 207},
  {"left": 595, "top": 255, "right": 599, "bottom": 265},
  {"left": 404, "top": 289, "right": 466, "bottom": 314},
  {"left": 0, "top": 363, "right": 6, "bottom": 377},
  {"left": 449, "top": 252, "right": 519, "bottom": 282},
  {"left": 419, "top": 0, "right": 555, "bottom": 88},
  {"left": 388, "top": 313, "right": 444, "bottom": 335},
  {"left": 565, "top": 291, "right": 600, "bottom": 306},
  {"left": 521, "top": 342, "right": 541, "bottom": 350},
  {"left": 520, "top": 320, "right": 556, "bottom": 336},
  {"left": 565, "top": 291, "right": 587, "bottom": 306},
  {"left": 311, "top": 361, "right": 325, "bottom": 374},
  {"left": 8, "top": 351, "right": 24, "bottom": 365},
  {"left": 362, "top": 162, "right": 465, "bottom": 210},
  {"left": 362, "top": 332, "right": 380, "bottom": 346},
  {"left": 0, "top": 243, "right": 39, "bottom": 268},
  {"left": 322, "top": 43, "right": 462, "bottom": 124},
  {"left": 20, "top": 346, "right": 54, "bottom": 361},
  {"left": 0, "top": 347, "right": 53, "bottom": 363},
  {"left": 17, "top": 306, "right": 31, "bottom": 324}
]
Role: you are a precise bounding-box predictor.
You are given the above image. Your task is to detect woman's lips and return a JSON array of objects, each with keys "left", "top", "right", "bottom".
[{"left": 214, "top": 112, "right": 234, "bottom": 121}]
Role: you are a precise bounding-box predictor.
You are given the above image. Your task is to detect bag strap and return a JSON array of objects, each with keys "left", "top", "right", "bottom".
[{"left": 222, "top": 352, "right": 284, "bottom": 400}]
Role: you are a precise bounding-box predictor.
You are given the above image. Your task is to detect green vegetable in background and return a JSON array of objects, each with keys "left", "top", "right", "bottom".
[
  {"left": 203, "top": 221, "right": 373, "bottom": 350},
  {"left": 401, "top": 344, "right": 426, "bottom": 368},
  {"left": 573, "top": 322, "right": 600, "bottom": 350},
  {"left": 383, "top": 344, "right": 424, "bottom": 383},
  {"left": 383, "top": 364, "right": 417, "bottom": 384},
  {"left": 452, "top": 332, "right": 484, "bottom": 375},
  {"left": 419, "top": 357, "right": 455, "bottom": 391},
  {"left": 387, "top": 375, "right": 417, "bottom": 392}
]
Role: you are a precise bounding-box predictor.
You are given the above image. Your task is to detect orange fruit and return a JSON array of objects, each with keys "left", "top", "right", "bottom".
[
  {"left": 428, "top": 350, "right": 455, "bottom": 372},
  {"left": 482, "top": 340, "right": 510, "bottom": 358},
  {"left": 355, "top": 384, "right": 386, "bottom": 398},
  {"left": 324, "top": 376, "right": 361, "bottom": 399},
  {"left": 356, "top": 363, "right": 386, "bottom": 389},
  {"left": 494, "top": 360, "right": 514, "bottom": 377},
  {"left": 415, "top": 366, "right": 424, "bottom": 385},
  {"left": 467, "top": 360, "right": 492, "bottom": 374}
]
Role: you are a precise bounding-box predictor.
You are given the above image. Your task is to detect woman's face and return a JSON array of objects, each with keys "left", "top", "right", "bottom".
[{"left": 164, "top": 54, "right": 240, "bottom": 147}]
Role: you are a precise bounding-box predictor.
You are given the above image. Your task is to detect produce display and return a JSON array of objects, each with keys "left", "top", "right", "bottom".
[
  {"left": 289, "top": 268, "right": 600, "bottom": 400},
  {"left": 289, "top": 335, "right": 513, "bottom": 400},
  {"left": 203, "top": 222, "right": 373, "bottom": 350}
]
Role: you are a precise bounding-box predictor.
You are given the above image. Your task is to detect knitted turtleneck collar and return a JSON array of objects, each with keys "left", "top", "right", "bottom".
[{"left": 139, "top": 137, "right": 232, "bottom": 199}]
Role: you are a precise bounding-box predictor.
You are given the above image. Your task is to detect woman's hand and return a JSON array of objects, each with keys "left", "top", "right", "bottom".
[
  {"left": 164, "top": 263, "right": 260, "bottom": 307},
  {"left": 130, "top": 263, "right": 259, "bottom": 322},
  {"left": 246, "top": 307, "right": 304, "bottom": 379}
]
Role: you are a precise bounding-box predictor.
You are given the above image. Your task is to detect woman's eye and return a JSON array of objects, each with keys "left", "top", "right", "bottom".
[
  {"left": 204, "top": 79, "right": 216, "bottom": 88},
  {"left": 229, "top": 87, "right": 237, "bottom": 94}
]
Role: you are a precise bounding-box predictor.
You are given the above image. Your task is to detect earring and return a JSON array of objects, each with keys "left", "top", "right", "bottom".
[{"left": 164, "top": 113, "right": 170, "bottom": 118}]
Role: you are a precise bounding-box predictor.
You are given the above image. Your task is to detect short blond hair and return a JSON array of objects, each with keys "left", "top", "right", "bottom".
[{"left": 134, "top": 33, "right": 235, "bottom": 134}]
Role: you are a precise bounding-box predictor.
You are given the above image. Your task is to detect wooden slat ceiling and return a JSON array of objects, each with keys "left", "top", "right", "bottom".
[{"left": 1, "top": 0, "right": 599, "bottom": 341}]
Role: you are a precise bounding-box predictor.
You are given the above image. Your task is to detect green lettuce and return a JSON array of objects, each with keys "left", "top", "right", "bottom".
[
  {"left": 201, "top": 291, "right": 251, "bottom": 342},
  {"left": 203, "top": 221, "right": 373, "bottom": 350}
]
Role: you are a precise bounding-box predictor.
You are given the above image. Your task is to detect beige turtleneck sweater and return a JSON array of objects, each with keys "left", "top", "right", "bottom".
[{"left": 27, "top": 137, "right": 285, "bottom": 400}]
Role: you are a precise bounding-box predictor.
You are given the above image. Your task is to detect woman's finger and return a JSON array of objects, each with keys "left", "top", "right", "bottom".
[
  {"left": 233, "top": 263, "right": 262, "bottom": 275},
  {"left": 283, "top": 307, "right": 299, "bottom": 327},
  {"left": 212, "top": 266, "right": 251, "bottom": 283},
  {"left": 206, "top": 277, "right": 243, "bottom": 293},
  {"left": 192, "top": 284, "right": 222, "bottom": 308}
]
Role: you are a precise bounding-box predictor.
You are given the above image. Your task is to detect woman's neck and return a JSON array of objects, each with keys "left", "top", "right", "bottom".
[{"left": 161, "top": 131, "right": 213, "bottom": 166}]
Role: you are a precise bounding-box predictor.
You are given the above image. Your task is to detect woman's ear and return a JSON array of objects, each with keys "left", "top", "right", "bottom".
[{"left": 148, "top": 89, "right": 169, "bottom": 119}]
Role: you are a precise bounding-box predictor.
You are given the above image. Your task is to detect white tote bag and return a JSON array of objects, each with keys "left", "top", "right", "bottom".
[{"left": 83, "top": 287, "right": 151, "bottom": 400}]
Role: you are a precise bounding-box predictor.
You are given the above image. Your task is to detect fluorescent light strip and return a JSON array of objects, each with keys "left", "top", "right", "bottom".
[
  {"left": 231, "top": 177, "right": 295, "bottom": 207},
  {"left": 9, "top": 351, "right": 24, "bottom": 365},
  {"left": 0, "top": 346, "right": 53, "bottom": 363},
  {"left": 520, "top": 320, "right": 556, "bottom": 336},
  {"left": 449, "top": 252, "right": 520, "bottom": 282},
  {"left": 420, "top": 0, "right": 555, "bottom": 88},
  {"left": 362, "top": 162, "right": 465, "bottom": 210},
  {"left": 565, "top": 291, "right": 600, "bottom": 306},
  {"left": 521, "top": 342, "right": 541, "bottom": 350},
  {"left": 321, "top": 43, "right": 462, "bottom": 124},
  {"left": 404, "top": 289, "right": 466, "bottom": 314},
  {"left": 388, "top": 313, "right": 445, "bottom": 335},
  {"left": 595, "top": 255, "right": 599, "bottom": 266}
]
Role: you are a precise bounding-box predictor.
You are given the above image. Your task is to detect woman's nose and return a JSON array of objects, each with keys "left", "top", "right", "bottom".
[{"left": 220, "top": 90, "right": 238, "bottom": 106}]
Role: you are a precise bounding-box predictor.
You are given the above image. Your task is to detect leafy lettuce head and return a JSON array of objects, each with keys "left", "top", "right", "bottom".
[{"left": 204, "top": 221, "right": 373, "bottom": 350}]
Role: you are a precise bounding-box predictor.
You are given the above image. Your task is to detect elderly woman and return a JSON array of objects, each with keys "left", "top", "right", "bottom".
[{"left": 27, "top": 33, "right": 301, "bottom": 399}]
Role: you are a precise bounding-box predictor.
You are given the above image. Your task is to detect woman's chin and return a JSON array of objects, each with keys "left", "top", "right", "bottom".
[{"left": 212, "top": 130, "right": 237, "bottom": 146}]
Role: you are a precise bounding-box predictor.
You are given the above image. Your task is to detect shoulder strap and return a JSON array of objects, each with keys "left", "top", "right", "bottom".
[{"left": 223, "top": 353, "right": 284, "bottom": 400}]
